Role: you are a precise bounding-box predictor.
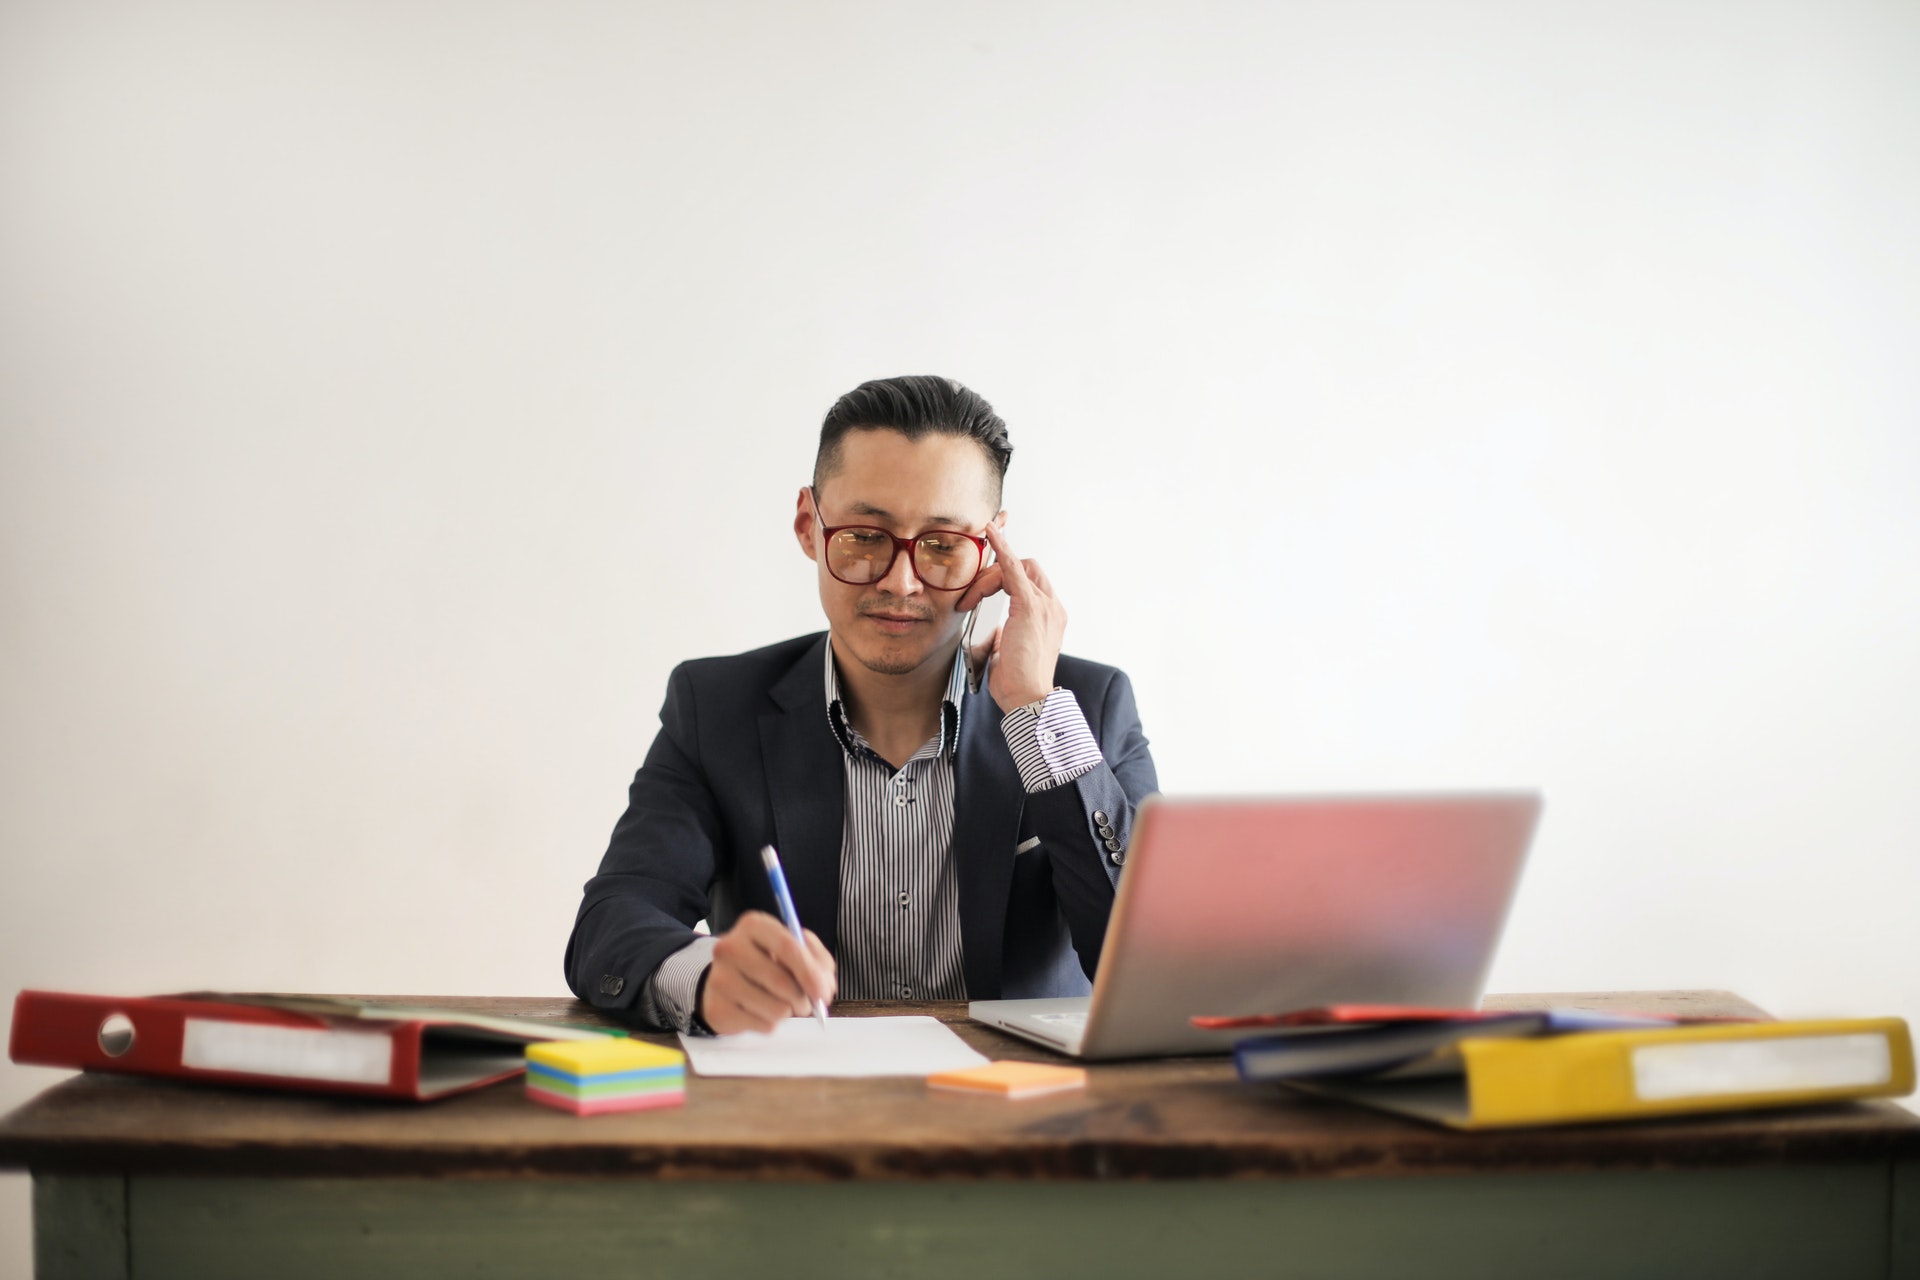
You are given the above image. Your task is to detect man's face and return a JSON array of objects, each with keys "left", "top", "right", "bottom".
[{"left": 794, "top": 429, "right": 1003, "bottom": 679}]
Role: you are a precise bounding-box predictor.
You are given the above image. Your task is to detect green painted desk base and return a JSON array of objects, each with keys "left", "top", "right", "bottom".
[{"left": 38, "top": 1161, "right": 1918, "bottom": 1280}]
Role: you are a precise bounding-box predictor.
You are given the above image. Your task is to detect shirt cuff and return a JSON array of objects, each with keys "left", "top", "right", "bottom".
[
  {"left": 636, "top": 934, "right": 718, "bottom": 1034},
  {"left": 1000, "top": 687, "right": 1104, "bottom": 794}
]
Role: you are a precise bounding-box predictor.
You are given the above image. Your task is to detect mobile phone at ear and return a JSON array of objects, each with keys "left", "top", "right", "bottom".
[{"left": 962, "top": 591, "right": 1008, "bottom": 693}]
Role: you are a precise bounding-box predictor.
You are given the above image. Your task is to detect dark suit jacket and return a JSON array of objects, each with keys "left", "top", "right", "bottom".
[{"left": 565, "top": 632, "right": 1158, "bottom": 1024}]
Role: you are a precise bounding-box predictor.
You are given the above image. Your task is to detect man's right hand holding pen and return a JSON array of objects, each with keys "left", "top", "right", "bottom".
[{"left": 697, "top": 912, "right": 837, "bottom": 1035}]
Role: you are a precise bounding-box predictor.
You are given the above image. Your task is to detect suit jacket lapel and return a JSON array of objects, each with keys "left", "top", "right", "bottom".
[
  {"left": 953, "top": 686, "right": 1024, "bottom": 999},
  {"left": 758, "top": 634, "right": 845, "bottom": 956}
]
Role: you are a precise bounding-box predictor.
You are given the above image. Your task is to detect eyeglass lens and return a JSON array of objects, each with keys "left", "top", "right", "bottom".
[{"left": 826, "top": 528, "right": 981, "bottom": 589}]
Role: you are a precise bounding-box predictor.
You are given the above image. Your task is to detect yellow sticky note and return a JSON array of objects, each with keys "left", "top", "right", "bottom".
[{"left": 527, "top": 1038, "right": 685, "bottom": 1076}]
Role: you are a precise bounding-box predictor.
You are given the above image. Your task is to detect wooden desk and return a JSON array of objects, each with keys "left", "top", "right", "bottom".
[{"left": 4, "top": 991, "right": 1916, "bottom": 1279}]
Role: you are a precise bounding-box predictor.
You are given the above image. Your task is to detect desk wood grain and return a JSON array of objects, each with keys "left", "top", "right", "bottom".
[{"left": 2, "top": 991, "right": 1914, "bottom": 1181}]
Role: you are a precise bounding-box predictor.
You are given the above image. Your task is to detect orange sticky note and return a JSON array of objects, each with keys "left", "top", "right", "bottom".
[{"left": 928, "top": 1060, "right": 1088, "bottom": 1099}]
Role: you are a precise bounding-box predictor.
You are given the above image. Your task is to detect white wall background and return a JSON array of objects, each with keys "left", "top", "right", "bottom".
[{"left": 2, "top": 0, "right": 1916, "bottom": 1270}]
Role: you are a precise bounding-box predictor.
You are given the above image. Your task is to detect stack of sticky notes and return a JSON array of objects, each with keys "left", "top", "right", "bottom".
[
  {"left": 928, "top": 1060, "right": 1088, "bottom": 1099},
  {"left": 525, "top": 1038, "right": 687, "bottom": 1115}
]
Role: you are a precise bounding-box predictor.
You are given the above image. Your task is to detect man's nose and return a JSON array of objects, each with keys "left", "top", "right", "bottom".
[{"left": 878, "top": 543, "right": 924, "bottom": 596}]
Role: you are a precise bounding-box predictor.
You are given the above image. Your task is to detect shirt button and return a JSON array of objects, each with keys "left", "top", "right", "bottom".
[
  {"left": 899, "top": 891, "right": 910, "bottom": 908},
  {"left": 898, "top": 986, "right": 912, "bottom": 999},
  {"left": 894, "top": 794, "right": 910, "bottom": 807},
  {"left": 1093, "top": 810, "right": 1109, "bottom": 826}
]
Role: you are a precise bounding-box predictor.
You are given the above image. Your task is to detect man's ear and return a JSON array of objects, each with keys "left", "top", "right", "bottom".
[{"left": 793, "top": 487, "right": 820, "bottom": 563}]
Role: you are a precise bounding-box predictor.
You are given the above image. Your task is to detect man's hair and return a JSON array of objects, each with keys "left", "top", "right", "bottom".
[{"left": 814, "top": 376, "right": 1013, "bottom": 503}]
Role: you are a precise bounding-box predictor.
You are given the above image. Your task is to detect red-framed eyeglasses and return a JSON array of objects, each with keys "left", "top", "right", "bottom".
[{"left": 807, "top": 487, "right": 990, "bottom": 591}]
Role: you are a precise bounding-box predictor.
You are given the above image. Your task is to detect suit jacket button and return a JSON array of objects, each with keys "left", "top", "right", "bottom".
[
  {"left": 1105, "top": 837, "right": 1122, "bottom": 852},
  {"left": 599, "top": 975, "right": 624, "bottom": 997},
  {"left": 1098, "top": 824, "right": 1116, "bottom": 839},
  {"left": 1110, "top": 848, "right": 1127, "bottom": 866},
  {"left": 1093, "top": 810, "right": 1109, "bottom": 826}
]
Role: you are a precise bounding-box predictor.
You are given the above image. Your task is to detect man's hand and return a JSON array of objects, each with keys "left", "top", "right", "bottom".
[
  {"left": 958, "top": 523, "right": 1067, "bottom": 713},
  {"left": 699, "top": 911, "right": 837, "bottom": 1035}
]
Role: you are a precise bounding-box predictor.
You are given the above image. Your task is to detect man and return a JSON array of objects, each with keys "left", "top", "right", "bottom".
[{"left": 565, "top": 376, "right": 1157, "bottom": 1033}]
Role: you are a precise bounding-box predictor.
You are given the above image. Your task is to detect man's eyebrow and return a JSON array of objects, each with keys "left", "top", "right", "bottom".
[{"left": 846, "top": 502, "right": 973, "bottom": 528}]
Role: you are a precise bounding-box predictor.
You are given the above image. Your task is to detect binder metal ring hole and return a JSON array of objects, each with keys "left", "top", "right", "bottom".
[{"left": 97, "top": 1013, "right": 136, "bottom": 1057}]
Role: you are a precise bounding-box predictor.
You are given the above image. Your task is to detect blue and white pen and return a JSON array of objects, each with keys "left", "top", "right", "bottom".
[{"left": 759, "top": 844, "right": 830, "bottom": 1029}]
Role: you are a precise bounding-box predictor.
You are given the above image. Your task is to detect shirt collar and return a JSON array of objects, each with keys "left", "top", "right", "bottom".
[{"left": 823, "top": 638, "right": 968, "bottom": 762}]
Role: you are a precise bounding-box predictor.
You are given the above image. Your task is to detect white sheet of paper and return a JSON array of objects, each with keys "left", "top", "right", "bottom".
[{"left": 678, "top": 1015, "right": 989, "bottom": 1078}]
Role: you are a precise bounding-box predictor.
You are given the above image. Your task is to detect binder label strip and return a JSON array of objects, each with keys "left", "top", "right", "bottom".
[
  {"left": 181, "top": 1019, "right": 395, "bottom": 1086},
  {"left": 1631, "top": 1032, "right": 1891, "bottom": 1101}
]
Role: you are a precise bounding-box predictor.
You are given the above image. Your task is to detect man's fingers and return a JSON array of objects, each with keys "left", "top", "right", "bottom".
[
  {"left": 957, "top": 562, "right": 1005, "bottom": 613},
  {"left": 710, "top": 968, "right": 791, "bottom": 1031},
  {"left": 705, "top": 913, "right": 835, "bottom": 1035},
  {"left": 729, "top": 948, "right": 812, "bottom": 1020},
  {"left": 802, "top": 928, "right": 836, "bottom": 975},
  {"left": 773, "top": 926, "right": 832, "bottom": 1004},
  {"left": 703, "top": 911, "right": 846, "bottom": 1033},
  {"left": 744, "top": 948, "right": 812, "bottom": 1014},
  {"left": 722, "top": 914, "right": 815, "bottom": 1007},
  {"left": 715, "top": 936, "right": 805, "bottom": 1014},
  {"left": 982, "top": 525, "right": 1034, "bottom": 599},
  {"left": 739, "top": 911, "right": 833, "bottom": 1003},
  {"left": 703, "top": 947, "right": 793, "bottom": 1033},
  {"left": 802, "top": 930, "right": 839, "bottom": 1002},
  {"left": 724, "top": 989, "right": 787, "bottom": 1033}
]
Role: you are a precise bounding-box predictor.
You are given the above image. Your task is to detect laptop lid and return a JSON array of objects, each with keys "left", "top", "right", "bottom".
[{"left": 1073, "top": 792, "right": 1540, "bottom": 1059}]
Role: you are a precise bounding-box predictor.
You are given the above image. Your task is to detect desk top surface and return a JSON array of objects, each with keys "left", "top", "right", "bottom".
[{"left": 2, "top": 990, "right": 1914, "bottom": 1180}]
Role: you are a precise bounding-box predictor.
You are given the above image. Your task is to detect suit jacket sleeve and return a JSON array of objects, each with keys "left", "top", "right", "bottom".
[
  {"left": 563, "top": 664, "right": 723, "bottom": 1019},
  {"left": 1021, "top": 667, "right": 1158, "bottom": 979}
]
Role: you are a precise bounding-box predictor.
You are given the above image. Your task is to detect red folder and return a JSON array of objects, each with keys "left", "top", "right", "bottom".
[
  {"left": 1191, "top": 1004, "right": 1751, "bottom": 1031},
  {"left": 9, "top": 990, "right": 609, "bottom": 1101},
  {"left": 1191, "top": 1005, "right": 1495, "bottom": 1031}
]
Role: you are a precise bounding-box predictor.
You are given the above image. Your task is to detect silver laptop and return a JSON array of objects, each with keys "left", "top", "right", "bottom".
[{"left": 970, "top": 792, "right": 1540, "bottom": 1060}]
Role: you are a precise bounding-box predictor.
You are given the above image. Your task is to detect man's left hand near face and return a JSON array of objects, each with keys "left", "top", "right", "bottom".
[{"left": 960, "top": 522, "right": 1068, "bottom": 713}]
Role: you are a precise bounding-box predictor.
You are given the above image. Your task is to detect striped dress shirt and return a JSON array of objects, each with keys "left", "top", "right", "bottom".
[
  {"left": 638, "top": 642, "right": 1105, "bottom": 1031},
  {"left": 824, "top": 643, "right": 968, "bottom": 1001}
]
